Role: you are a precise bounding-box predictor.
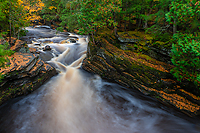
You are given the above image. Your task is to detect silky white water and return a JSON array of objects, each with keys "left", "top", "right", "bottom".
[{"left": 0, "top": 26, "right": 199, "bottom": 133}]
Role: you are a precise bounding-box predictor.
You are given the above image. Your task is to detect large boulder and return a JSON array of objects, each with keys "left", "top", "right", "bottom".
[{"left": 82, "top": 32, "right": 200, "bottom": 117}]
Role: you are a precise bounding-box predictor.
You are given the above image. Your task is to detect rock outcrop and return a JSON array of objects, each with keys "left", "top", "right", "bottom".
[
  {"left": 82, "top": 31, "right": 200, "bottom": 117},
  {"left": 0, "top": 38, "right": 57, "bottom": 105}
]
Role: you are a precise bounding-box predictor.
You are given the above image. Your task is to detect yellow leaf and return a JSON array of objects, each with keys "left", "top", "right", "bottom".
[
  {"left": 49, "top": 6, "right": 57, "bottom": 10},
  {"left": 17, "top": 0, "right": 23, "bottom": 5}
]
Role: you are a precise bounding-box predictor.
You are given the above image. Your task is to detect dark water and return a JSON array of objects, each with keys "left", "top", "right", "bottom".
[{"left": 0, "top": 26, "right": 199, "bottom": 133}]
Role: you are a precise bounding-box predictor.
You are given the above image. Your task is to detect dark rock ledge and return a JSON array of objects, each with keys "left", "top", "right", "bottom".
[
  {"left": 82, "top": 33, "right": 200, "bottom": 117},
  {"left": 0, "top": 38, "right": 57, "bottom": 106}
]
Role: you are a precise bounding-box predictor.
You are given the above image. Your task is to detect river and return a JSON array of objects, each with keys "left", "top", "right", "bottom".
[{"left": 0, "top": 26, "right": 199, "bottom": 133}]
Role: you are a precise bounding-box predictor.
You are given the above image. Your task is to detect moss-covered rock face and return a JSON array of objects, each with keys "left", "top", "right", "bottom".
[
  {"left": 0, "top": 38, "right": 57, "bottom": 106},
  {"left": 117, "top": 30, "right": 172, "bottom": 64},
  {"left": 82, "top": 31, "right": 200, "bottom": 117}
]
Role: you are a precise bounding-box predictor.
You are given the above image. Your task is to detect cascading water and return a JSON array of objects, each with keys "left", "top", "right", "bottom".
[{"left": 0, "top": 26, "right": 199, "bottom": 133}]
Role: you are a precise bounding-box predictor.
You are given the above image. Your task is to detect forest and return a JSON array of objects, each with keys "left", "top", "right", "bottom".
[{"left": 0, "top": 0, "right": 200, "bottom": 90}]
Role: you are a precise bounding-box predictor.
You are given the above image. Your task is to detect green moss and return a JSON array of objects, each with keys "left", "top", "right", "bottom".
[
  {"left": 135, "top": 53, "right": 155, "bottom": 61},
  {"left": 140, "top": 41, "right": 146, "bottom": 46},
  {"left": 118, "top": 30, "right": 154, "bottom": 40}
]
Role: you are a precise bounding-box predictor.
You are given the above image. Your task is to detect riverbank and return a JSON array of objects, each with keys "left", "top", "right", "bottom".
[
  {"left": 82, "top": 28, "right": 200, "bottom": 117},
  {"left": 0, "top": 36, "right": 57, "bottom": 106}
]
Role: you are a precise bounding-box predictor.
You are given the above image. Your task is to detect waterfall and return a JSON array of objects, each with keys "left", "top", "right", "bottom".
[{"left": 0, "top": 26, "right": 199, "bottom": 133}]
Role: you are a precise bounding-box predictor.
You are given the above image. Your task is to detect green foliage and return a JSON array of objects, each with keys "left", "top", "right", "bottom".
[
  {"left": 170, "top": 33, "right": 200, "bottom": 88},
  {"left": 40, "top": 0, "right": 59, "bottom": 21},
  {"left": 59, "top": 0, "right": 81, "bottom": 32},
  {"left": 166, "top": 0, "right": 200, "bottom": 33},
  {"left": 75, "top": 0, "right": 122, "bottom": 35},
  {"left": 56, "top": 27, "right": 64, "bottom": 32},
  {"left": 0, "top": 39, "right": 14, "bottom": 81},
  {"left": 0, "top": 0, "right": 29, "bottom": 38},
  {"left": 0, "top": 40, "right": 14, "bottom": 65},
  {"left": 48, "top": 0, "right": 122, "bottom": 35},
  {"left": 166, "top": 0, "right": 200, "bottom": 89},
  {"left": 120, "top": 0, "right": 156, "bottom": 30},
  {"left": 145, "top": 0, "right": 172, "bottom": 35}
]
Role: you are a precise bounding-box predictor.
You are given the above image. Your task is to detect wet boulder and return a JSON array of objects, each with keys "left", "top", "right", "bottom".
[
  {"left": 34, "top": 25, "right": 51, "bottom": 29},
  {"left": 118, "top": 37, "right": 139, "bottom": 43},
  {"left": 33, "top": 42, "right": 41, "bottom": 46},
  {"left": 29, "top": 47, "right": 37, "bottom": 53},
  {"left": 43, "top": 45, "right": 51, "bottom": 51},
  {"left": 10, "top": 40, "right": 26, "bottom": 51},
  {"left": 39, "top": 51, "right": 54, "bottom": 61},
  {"left": 69, "top": 39, "right": 76, "bottom": 43}
]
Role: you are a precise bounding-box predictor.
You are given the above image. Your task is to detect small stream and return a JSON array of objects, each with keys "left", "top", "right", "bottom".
[{"left": 0, "top": 26, "right": 199, "bottom": 133}]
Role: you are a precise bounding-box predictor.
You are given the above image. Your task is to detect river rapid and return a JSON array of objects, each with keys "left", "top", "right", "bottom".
[{"left": 0, "top": 26, "right": 199, "bottom": 133}]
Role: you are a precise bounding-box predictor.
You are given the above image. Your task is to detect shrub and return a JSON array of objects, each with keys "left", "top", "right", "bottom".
[
  {"left": 171, "top": 33, "right": 200, "bottom": 88},
  {"left": 0, "top": 38, "right": 14, "bottom": 81}
]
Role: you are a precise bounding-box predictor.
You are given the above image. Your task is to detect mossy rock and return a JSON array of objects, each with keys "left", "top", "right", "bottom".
[{"left": 82, "top": 31, "right": 200, "bottom": 117}]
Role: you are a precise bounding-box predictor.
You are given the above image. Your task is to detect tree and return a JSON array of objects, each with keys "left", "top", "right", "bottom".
[
  {"left": 39, "top": 0, "right": 59, "bottom": 24},
  {"left": 58, "top": 0, "right": 122, "bottom": 43},
  {"left": 121, "top": 0, "right": 153, "bottom": 29},
  {"left": 146, "top": 0, "right": 172, "bottom": 35},
  {"left": 0, "top": 0, "right": 28, "bottom": 80},
  {"left": 166, "top": 0, "right": 200, "bottom": 34},
  {"left": 58, "top": 0, "right": 81, "bottom": 31},
  {"left": 22, "top": 0, "right": 45, "bottom": 21},
  {"left": 171, "top": 33, "right": 200, "bottom": 88},
  {"left": 0, "top": 0, "right": 29, "bottom": 39},
  {"left": 168, "top": 0, "right": 200, "bottom": 89},
  {"left": 0, "top": 40, "right": 14, "bottom": 67}
]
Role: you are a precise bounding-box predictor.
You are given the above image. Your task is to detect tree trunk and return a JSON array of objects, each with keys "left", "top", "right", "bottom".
[
  {"left": 124, "top": 0, "right": 128, "bottom": 31},
  {"left": 113, "top": 12, "right": 119, "bottom": 38},
  {"left": 91, "top": 31, "right": 95, "bottom": 45},
  {"left": 138, "top": 18, "right": 142, "bottom": 28},
  {"left": 9, "top": 0, "right": 11, "bottom": 46},
  {"left": 124, "top": 21, "right": 127, "bottom": 31},
  {"left": 13, "top": 23, "right": 15, "bottom": 37},
  {"left": 114, "top": 27, "right": 119, "bottom": 38},
  {"left": 144, "top": 21, "right": 148, "bottom": 29},
  {"left": 173, "top": 19, "right": 177, "bottom": 34},
  {"left": 18, "top": 29, "right": 20, "bottom": 39},
  {"left": 144, "top": 2, "right": 153, "bottom": 29}
]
